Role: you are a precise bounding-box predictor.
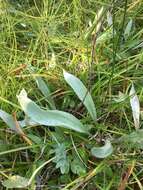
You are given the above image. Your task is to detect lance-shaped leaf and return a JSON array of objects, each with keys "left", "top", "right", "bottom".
[
  {"left": 0, "top": 109, "right": 38, "bottom": 131},
  {"left": 63, "top": 70, "right": 97, "bottom": 122},
  {"left": 17, "top": 89, "right": 88, "bottom": 134},
  {"left": 107, "top": 11, "right": 112, "bottom": 27},
  {"left": 124, "top": 19, "right": 133, "bottom": 38},
  {"left": 91, "top": 140, "right": 113, "bottom": 158},
  {"left": 0, "top": 109, "right": 17, "bottom": 131},
  {"left": 129, "top": 84, "right": 140, "bottom": 129}
]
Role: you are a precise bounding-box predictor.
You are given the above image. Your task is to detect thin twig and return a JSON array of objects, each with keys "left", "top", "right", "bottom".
[{"left": 13, "top": 112, "right": 32, "bottom": 145}]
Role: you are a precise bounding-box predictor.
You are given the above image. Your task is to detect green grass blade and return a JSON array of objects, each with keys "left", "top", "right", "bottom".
[
  {"left": 35, "top": 77, "right": 56, "bottom": 109},
  {"left": 28, "top": 65, "right": 56, "bottom": 109}
]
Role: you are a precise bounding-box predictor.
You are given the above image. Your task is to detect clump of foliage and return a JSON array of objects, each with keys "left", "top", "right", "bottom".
[
  {"left": 0, "top": 70, "right": 113, "bottom": 188},
  {"left": 1, "top": 0, "right": 143, "bottom": 189}
]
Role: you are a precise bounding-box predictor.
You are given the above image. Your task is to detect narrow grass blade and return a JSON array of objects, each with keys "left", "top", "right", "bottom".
[
  {"left": 17, "top": 89, "right": 88, "bottom": 134},
  {"left": 113, "top": 91, "right": 128, "bottom": 103},
  {"left": 63, "top": 70, "right": 97, "bottom": 122},
  {"left": 129, "top": 84, "right": 140, "bottom": 129},
  {"left": 91, "top": 140, "right": 113, "bottom": 158},
  {"left": 35, "top": 77, "right": 56, "bottom": 109},
  {"left": 28, "top": 65, "right": 56, "bottom": 109}
]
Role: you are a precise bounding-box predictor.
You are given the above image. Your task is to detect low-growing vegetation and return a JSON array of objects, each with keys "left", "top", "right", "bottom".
[{"left": 0, "top": 0, "right": 143, "bottom": 189}]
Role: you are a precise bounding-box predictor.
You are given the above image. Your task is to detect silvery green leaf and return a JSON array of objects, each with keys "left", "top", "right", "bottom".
[
  {"left": 91, "top": 140, "right": 113, "bottom": 158},
  {"left": 53, "top": 143, "right": 70, "bottom": 174},
  {"left": 107, "top": 11, "right": 112, "bottom": 27},
  {"left": 0, "top": 109, "right": 17, "bottom": 131},
  {"left": 0, "top": 109, "right": 38, "bottom": 132},
  {"left": 17, "top": 89, "right": 88, "bottom": 134},
  {"left": 124, "top": 19, "right": 133, "bottom": 38},
  {"left": 19, "top": 117, "right": 38, "bottom": 127},
  {"left": 2, "top": 175, "right": 29, "bottom": 189},
  {"left": 71, "top": 158, "right": 86, "bottom": 176},
  {"left": 129, "top": 84, "right": 140, "bottom": 129},
  {"left": 63, "top": 70, "right": 97, "bottom": 122}
]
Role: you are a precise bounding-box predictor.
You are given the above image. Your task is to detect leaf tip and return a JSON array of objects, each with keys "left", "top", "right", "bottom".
[
  {"left": 17, "top": 89, "right": 27, "bottom": 100},
  {"left": 63, "top": 69, "right": 68, "bottom": 77}
]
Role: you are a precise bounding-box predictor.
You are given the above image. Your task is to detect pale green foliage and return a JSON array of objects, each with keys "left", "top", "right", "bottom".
[
  {"left": 1, "top": 0, "right": 143, "bottom": 189},
  {"left": 2, "top": 175, "right": 29, "bottom": 189},
  {"left": 129, "top": 84, "right": 140, "bottom": 129},
  {"left": 124, "top": 19, "right": 133, "bottom": 39},
  {"left": 71, "top": 158, "right": 86, "bottom": 176},
  {"left": 63, "top": 70, "right": 97, "bottom": 122},
  {"left": 0, "top": 109, "right": 38, "bottom": 131},
  {"left": 17, "top": 89, "right": 88, "bottom": 133},
  {"left": 53, "top": 143, "right": 70, "bottom": 174},
  {"left": 91, "top": 140, "right": 113, "bottom": 158},
  {"left": 0, "top": 110, "right": 17, "bottom": 132},
  {"left": 121, "top": 130, "right": 143, "bottom": 149}
]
